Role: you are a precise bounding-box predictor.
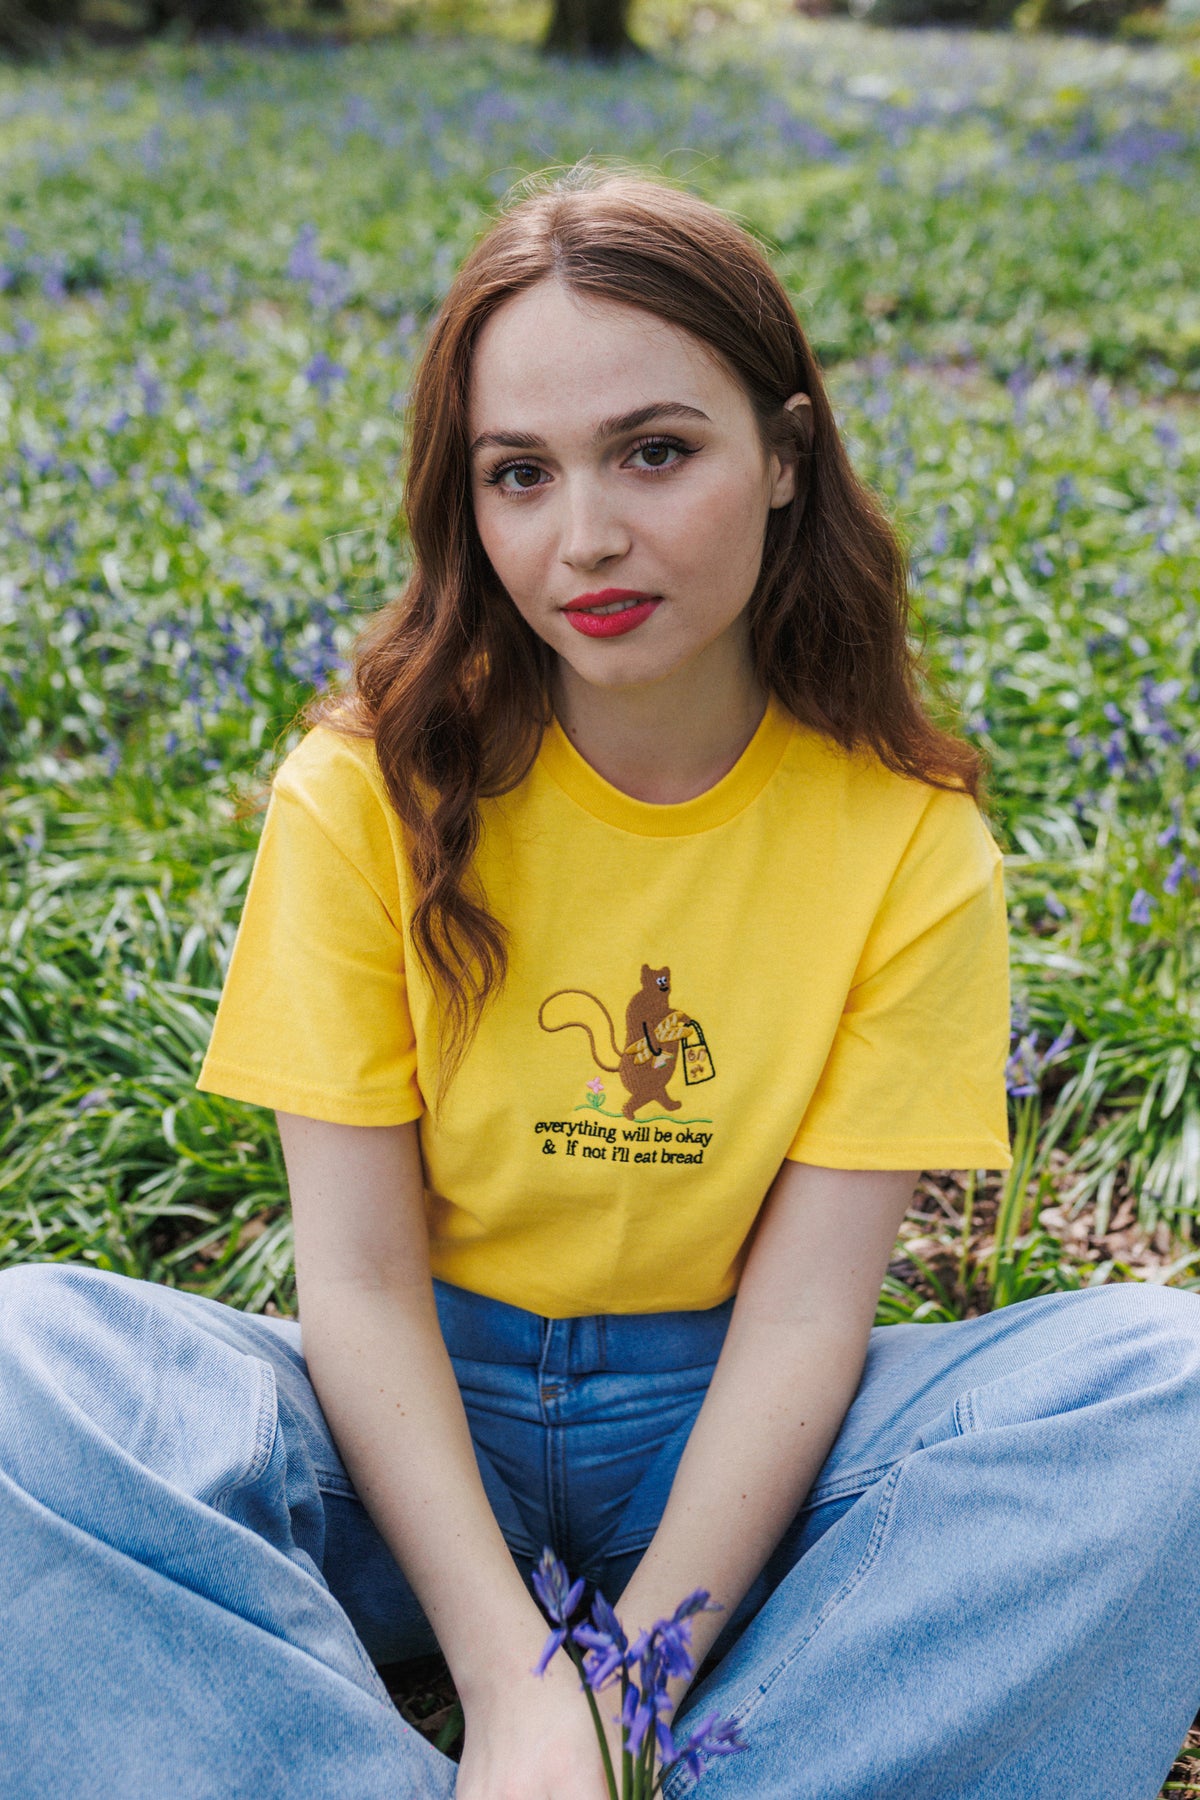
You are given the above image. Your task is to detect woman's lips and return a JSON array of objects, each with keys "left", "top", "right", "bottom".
[{"left": 562, "top": 590, "right": 661, "bottom": 639}]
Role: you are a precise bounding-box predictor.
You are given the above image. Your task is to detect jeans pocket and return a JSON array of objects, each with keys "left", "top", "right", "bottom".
[
  {"left": 207, "top": 1359, "right": 280, "bottom": 1515},
  {"left": 914, "top": 1388, "right": 981, "bottom": 1449}
]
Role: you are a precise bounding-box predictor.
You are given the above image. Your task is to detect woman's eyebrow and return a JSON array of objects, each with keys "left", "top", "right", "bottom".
[{"left": 469, "top": 401, "right": 711, "bottom": 457}]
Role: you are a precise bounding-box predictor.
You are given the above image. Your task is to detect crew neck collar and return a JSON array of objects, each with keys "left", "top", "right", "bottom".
[{"left": 538, "top": 693, "right": 795, "bottom": 837}]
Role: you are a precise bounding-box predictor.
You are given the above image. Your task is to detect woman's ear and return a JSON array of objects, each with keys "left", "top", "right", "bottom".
[{"left": 768, "top": 393, "right": 814, "bottom": 510}]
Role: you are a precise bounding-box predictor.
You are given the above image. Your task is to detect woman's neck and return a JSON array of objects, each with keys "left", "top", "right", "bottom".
[{"left": 552, "top": 639, "right": 768, "bottom": 806}]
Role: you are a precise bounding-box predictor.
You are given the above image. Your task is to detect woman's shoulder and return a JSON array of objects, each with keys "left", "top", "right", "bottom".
[
  {"left": 782, "top": 719, "right": 1001, "bottom": 880},
  {"left": 273, "top": 716, "right": 388, "bottom": 813},
  {"left": 268, "top": 719, "right": 404, "bottom": 890}
]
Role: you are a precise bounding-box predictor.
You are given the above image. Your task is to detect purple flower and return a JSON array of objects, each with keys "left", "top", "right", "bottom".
[
  {"left": 620, "top": 1667, "right": 673, "bottom": 1760},
  {"left": 304, "top": 352, "right": 347, "bottom": 398},
  {"left": 619, "top": 1588, "right": 723, "bottom": 1758},
  {"left": 533, "top": 1629, "right": 567, "bottom": 1678},
  {"left": 1006, "top": 1023, "right": 1074, "bottom": 1099},
  {"left": 532, "top": 1549, "right": 585, "bottom": 1625},
  {"left": 1164, "top": 855, "right": 1195, "bottom": 897},
  {"left": 1129, "top": 889, "right": 1154, "bottom": 926},
  {"left": 667, "top": 1710, "right": 748, "bottom": 1779},
  {"left": 532, "top": 1549, "right": 585, "bottom": 1676},
  {"left": 1006, "top": 1035, "right": 1039, "bottom": 1098},
  {"left": 648, "top": 1590, "right": 717, "bottom": 1681},
  {"left": 532, "top": 1552, "right": 743, "bottom": 1785},
  {"left": 572, "top": 1590, "right": 628, "bottom": 1690},
  {"left": 287, "top": 223, "right": 353, "bottom": 312}
]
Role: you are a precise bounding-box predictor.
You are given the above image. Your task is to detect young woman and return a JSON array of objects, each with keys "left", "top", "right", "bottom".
[{"left": 3, "top": 170, "right": 1200, "bottom": 1800}]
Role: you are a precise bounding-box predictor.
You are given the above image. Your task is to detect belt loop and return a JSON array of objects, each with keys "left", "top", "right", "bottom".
[
  {"left": 541, "top": 1315, "right": 570, "bottom": 1378},
  {"left": 570, "top": 1315, "right": 603, "bottom": 1376}
]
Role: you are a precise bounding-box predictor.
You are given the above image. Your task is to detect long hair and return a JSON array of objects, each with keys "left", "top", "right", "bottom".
[{"left": 311, "top": 167, "right": 981, "bottom": 1076}]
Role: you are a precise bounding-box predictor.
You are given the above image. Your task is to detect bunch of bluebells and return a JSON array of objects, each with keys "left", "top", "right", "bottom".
[
  {"left": 532, "top": 1548, "right": 747, "bottom": 1798},
  {"left": 1005, "top": 1018, "right": 1076, "bottom": 1100}
]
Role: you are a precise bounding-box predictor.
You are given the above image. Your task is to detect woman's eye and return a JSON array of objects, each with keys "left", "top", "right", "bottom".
[
  {"left": 629, "top": 438, "right": 688, "bottom": 472},
  {"left": 499, "top": 463, "right": 543, "bottom": 490}
]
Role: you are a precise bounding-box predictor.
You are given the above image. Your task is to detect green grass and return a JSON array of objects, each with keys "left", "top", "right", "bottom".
[
  {"left": 1, "top": 13, "right": 1199, "bottom": 1317},
  {"left": 3, "top": 20, "right": 1200, "bottom": 1788}
]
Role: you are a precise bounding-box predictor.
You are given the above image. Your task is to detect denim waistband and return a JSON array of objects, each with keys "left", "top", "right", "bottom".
[{"left": 432, "top": 1279, "right": 734, "bottom": 1376}]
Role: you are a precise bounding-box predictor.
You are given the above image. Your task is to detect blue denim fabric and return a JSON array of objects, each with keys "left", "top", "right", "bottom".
[{"left": 1, "top": 1264, "right": 1199, "bottom": 1798}]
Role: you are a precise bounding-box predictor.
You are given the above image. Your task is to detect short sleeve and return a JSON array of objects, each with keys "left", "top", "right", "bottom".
[
  {"left": 787, "top": 789, "right": 1012, "bottom": 1172},
  {"left": 195, "top": 731, "right": 424, "bottom": 1127}
]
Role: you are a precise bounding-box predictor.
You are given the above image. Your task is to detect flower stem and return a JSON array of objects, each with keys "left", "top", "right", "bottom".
[
  {"left": 568, "top": 1646, "right": 619, "bottom": 1800},
  {"left": 989, "top": 1094, "right": 1039, "bottom": 1300},
  {"left": 637, "top": 1708, "right": 656, "bottom": 1800},
  {"left": 957, "top": 1166, "right": 977, "bottom": 1300}
]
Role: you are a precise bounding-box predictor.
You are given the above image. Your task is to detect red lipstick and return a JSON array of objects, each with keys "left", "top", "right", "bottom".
[{"left": 562, "top": 588, "right": 661, "bottom": 639}]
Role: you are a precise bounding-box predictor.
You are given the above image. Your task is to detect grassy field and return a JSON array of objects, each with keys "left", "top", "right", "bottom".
[
  {"left": 4, "top": 12, "right": 1199, "bottom": 1310},
  {"left": 2, "top": 9, "right": 1200, "bottom": 1786}
]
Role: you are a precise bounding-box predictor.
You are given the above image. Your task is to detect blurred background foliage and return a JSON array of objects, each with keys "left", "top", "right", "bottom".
[
  {"left": 3, "top": 0, "right": 1197, "bottom": 58},
  {"left": 0, "top": 2, "right": 1198, "bottom": 1325}
]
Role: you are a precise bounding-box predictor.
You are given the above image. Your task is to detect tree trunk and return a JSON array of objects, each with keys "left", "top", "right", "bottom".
[
  {"left": 542, "top": 0, "right": 641, "bottom": 60},
  {"left": 146, "top": 0, "right": 264, "bottom": 28},
  {"left": 0, "top": 0, "right": 80, "bottom": 54}
]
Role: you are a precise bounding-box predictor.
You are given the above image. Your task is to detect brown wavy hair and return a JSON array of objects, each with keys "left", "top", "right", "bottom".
[{"left": 311, "top": 166, "right": 981, "bottom": 1076}]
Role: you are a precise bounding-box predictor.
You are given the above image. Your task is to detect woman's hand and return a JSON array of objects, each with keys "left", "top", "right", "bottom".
[{"left": 455, "top": 1658, "right": 619, "bottom": 1800}]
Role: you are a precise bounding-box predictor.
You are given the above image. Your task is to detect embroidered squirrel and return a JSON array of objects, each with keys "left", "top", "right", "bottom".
[{"left": 538, "top": 965, "right": 694, "bottom": 1120}]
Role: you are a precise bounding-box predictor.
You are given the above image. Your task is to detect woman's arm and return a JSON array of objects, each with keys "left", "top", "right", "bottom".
[
  {"left": 275, "top": 1112, "right": 611, "bottom": 1800},
  {"left": 615, "top": 1160, "right": 918, "bottom": 1704}
]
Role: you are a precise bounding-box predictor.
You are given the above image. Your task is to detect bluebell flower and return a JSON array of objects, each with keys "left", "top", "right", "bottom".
[
  {"left": 620, "top": 1666, "right": 672, "bottom": 1760},
  {"left": 1006, "top": 1038, "right": 1039, "bottom": 1099},
  {"left": 304, "top": 352, "right": 347, "bottom": 397},
  {"left": 572, "top": 1590, "right": 628, "bottom": 1689},
  {"left": 532, "top": 1549, "right": 585, "bottom": 1676},
  {"left": 1006, "top": 1023, "right": 1074, "bottom": 1098},
  {"left": 668, "top": 1711, "right": 748, "bottom": 1779},
  {"left": 1129, "top": 889, "right": 1154, "bottom": 926},
  {"left": 1163, "top": 855, "right": 1195, "bottom": 897},
  {"left": 534, "top": 1549, "right": 742, "bottom": 1787}
]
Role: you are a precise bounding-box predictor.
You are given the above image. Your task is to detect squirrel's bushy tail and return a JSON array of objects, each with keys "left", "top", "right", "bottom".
[{"left": 537, "top": 989, "right": 622, "bottom": 1072}]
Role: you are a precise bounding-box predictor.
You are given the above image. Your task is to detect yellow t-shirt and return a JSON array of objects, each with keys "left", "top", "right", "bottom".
[{"left": 197, "top": 696, "right": 1011, "bottom": 1316}]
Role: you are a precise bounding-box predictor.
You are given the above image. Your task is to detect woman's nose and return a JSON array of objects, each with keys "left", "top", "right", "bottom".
[{"left": 557, "top": 477, "right": 631, "bottom": 572}]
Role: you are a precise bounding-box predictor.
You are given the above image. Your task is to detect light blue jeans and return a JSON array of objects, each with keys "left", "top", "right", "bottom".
[{"left": 2, "top": 1264, "right": 1199, "bottom": 1799}]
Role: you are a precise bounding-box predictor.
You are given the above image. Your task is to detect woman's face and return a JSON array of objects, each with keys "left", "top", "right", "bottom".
[{"left": 468, "top": 278, "right": 802, "bottom": 697}]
